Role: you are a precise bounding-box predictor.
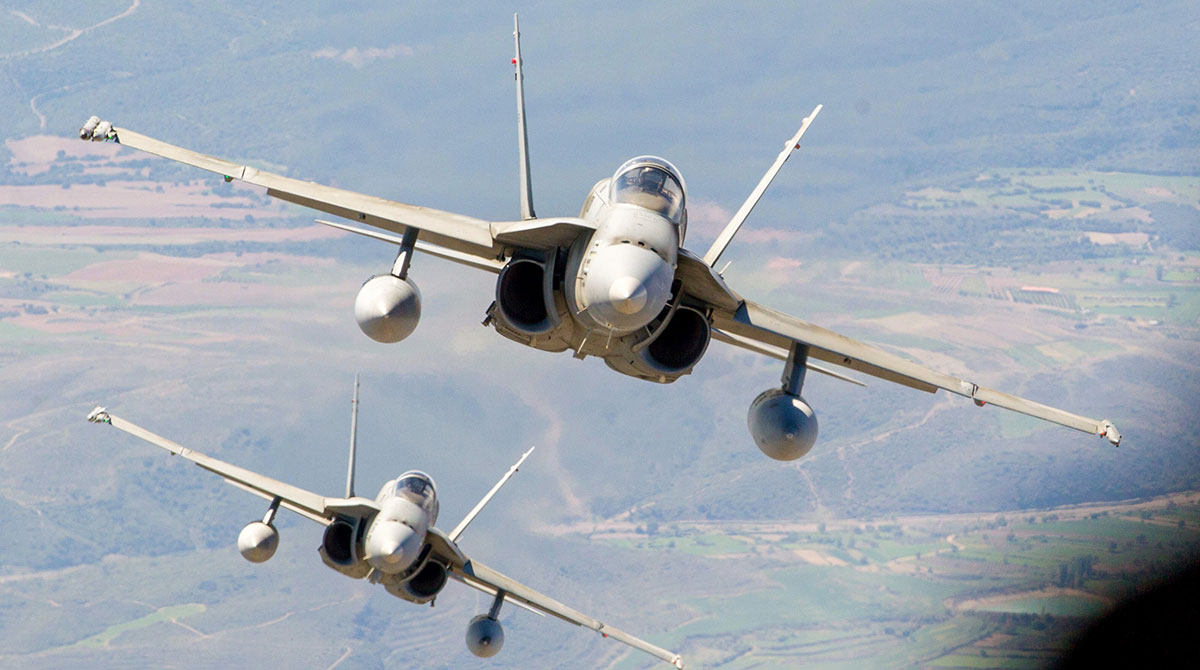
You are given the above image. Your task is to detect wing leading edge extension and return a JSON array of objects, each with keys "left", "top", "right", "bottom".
[{"left": 711, "top": 302, "right": 1121, "bottom": 446}]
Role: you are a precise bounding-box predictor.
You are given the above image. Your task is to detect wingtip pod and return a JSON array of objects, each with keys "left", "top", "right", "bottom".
[
  {"left": 672, "top": 655, "right": 685, "bottom": 669},
  {"left": 87, "top": 406, "right": 111, "bottom": 424},
  {"left": 1099, "top": 420, "right": 1121, "bottom": 447},
  {"left": 237, "top": 521, "right": 279, "bottom": 563},
  {"left": 79, "top": 115, "right": 100, "bottom": 140},
  {"left": 80, "top": 116, "right": 113, "bottom": 142}
]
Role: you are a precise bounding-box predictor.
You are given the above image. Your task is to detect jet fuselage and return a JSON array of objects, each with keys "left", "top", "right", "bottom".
[{"left": 489, "top": 156, "right": 712, "bottom": 383}]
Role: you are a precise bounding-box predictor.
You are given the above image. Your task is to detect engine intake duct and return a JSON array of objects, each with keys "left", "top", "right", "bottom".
[
  {"left": 406, "top": 561, "right": 448, "bottom": 598},
  {"left": 638, "top": 305, "right": 710, "bottom": 374},
  {"left": 494, "top": 257, "right": 559, "bottom": 335},
  {"left": 319, "top": 518, "right": 371, "bottom": 578},
  {"left": 384, "top": 559, "right": 448, "bottom": 603},
  {"left": 321, "top": 520, "right": 357, "bottom": 566}
]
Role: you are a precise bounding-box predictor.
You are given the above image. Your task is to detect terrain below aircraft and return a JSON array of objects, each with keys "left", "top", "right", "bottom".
[
  {"left": 85, "top": 378, "right": 684, "bottom": 668},
  {"left": 78, "top": 15, "right": 1121, "bottom": 461}
]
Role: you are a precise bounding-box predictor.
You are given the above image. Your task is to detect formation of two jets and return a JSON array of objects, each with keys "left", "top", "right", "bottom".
[{"left": 84, "top": 15, "right": 1121, "bottom": 667}]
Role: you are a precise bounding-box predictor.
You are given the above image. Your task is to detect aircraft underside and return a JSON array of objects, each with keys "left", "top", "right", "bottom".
[{"left": 486, "top": 243, "right": 712, "bottom": 384}]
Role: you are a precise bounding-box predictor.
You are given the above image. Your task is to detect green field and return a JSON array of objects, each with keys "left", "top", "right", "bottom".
[
  {"left": 602, "top": 533, "right": 753, "bottom": 556},
  {"left": 71, "top": 604, "right": 206, "bottom": 649},
  {"left": 601, "top": 494, "right": 1200, "bottom": 669},
  {"left": 902, "top": 170, "right": 1200, "bottom": 217},
  {"left": 976, "top": 596, "right": 1107, "bottom": 617},
  {"left": 0, "top": 246, "right": 136, "bottom": 276},
  {"left": 1004, "top": 344, "right": 1057, "bottom": 369}
]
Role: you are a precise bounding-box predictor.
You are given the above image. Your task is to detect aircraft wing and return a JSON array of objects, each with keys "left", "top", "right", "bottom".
[
  {"left": 447, "top": 557, "right": 684, "bottom": 668},
  {"left": 708, "top": 300, "right": 1122, "bottom": 446},
  {"left": 85, "top": 407, "right": 378, "bottom": 525},
  {"left": 87, "top": 121, "right": 592, "bottom": 265}
]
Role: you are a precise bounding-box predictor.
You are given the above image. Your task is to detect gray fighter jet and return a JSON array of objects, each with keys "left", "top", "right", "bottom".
[
  {"left": 78, "top": 15, "right": 1120, "bottom": 461},
  {"left": 85, "top": 378, "right": 684, "bottom": 668}
]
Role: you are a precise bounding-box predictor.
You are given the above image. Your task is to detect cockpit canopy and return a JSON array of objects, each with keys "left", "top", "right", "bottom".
[
  {"left": 610, "top": 156, "right": 687, "bottom": 226},
  {"left": 390, "top": 471, "right": 439, "bottom": 523}
]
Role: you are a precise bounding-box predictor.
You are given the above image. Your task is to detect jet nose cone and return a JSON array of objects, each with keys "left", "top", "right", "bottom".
[
  {"left": 582, "top": 244, "right": 674, "bottom": 332},
  {"left": 377, "top": 533, "right": 408, "bottom": 563},
  {"left": 608, "top": 276, "right": 648, "bottom": 315},
  {"left": 367, "top": 521, "right": 419, "bottom": 571}
]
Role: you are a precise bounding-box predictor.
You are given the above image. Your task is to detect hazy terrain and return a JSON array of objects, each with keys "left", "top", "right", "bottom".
[{"left": 1, "top": 2, "right": 1198, "bottom": 668}]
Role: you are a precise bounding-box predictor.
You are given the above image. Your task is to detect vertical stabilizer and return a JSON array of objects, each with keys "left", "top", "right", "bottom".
[
  {"left": 449, "top": 446, "right": 535, "bottom": 543},
  {"left": 346, "top": 373, "right": 360, "bottom": 498},
  {"left": 513, "top": 13, "right": 536, "bottom": 220},
  {"left": 702, "top": 105, "right": 822, "bottom": 267}
]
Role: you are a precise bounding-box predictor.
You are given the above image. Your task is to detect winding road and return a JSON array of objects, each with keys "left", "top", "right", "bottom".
[{"left": 4, "top": 1, "right": 142, "bottom": 129}]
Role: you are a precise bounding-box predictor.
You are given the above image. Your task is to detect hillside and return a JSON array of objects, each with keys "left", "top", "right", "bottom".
[{"left": 1, "top": 1, "right": 1197, "bottom": 667}]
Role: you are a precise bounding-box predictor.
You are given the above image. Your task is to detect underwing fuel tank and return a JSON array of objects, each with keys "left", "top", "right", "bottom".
[
  {"left": 355, "top": 274, "right": 422, "bottom": 343},
  {"left": 237, "top": 521, "right": 279, "bottom": 563},
  {"left": 465, "top": 614, "right": 504, "bottom": 657},
  {"left": 747, "top": 389, "right": 819, "bottom": 461}
]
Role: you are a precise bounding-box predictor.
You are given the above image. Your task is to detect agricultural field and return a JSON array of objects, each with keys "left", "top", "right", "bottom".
[
  {"left": 2, "top": 2, "right": 1198, "bottom": 666},
  {"left": 7, "top": 193, "right": 1195, "bottom": 668},
  {"left": 583, "top": 492, "right": 1200, "bottom": 669},
  {"left": 899, "top": 169, "right": 1199, "bottom": 225}
]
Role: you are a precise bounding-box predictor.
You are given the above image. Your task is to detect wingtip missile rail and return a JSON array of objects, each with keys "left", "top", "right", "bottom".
[{"left": 79, "top": 116, "right": 113, "bottom": 142}]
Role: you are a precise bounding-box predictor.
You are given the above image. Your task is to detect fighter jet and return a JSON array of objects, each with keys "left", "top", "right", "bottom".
[
  {"left": 78, "top": 15, "right": 1120, "bottom": 461},
  {"left": 85, "top": 378, "right": 684, "bottom": 668}
]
